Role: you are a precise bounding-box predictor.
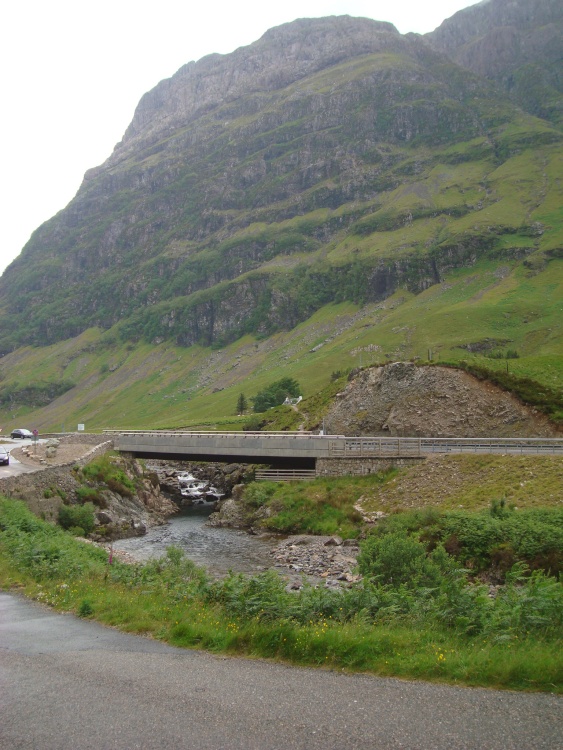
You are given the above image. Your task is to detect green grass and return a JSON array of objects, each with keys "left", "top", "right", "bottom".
[
  {"left": 358, "top": 454, "right": 563, "bottom": 514},
  {"left": 1, "top": 497, "right": 561, "bottom": 692},
  {"left": 241, "top": 474, "right": 395, "bottom": 537},
  {"left": 0, "top": 254, "right": 560, "bottom": 433}
]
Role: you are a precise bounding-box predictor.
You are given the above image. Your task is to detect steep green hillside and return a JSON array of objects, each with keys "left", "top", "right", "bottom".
[
  {"left": 1, "top": 17, "right": 561, "bottom": 350},
  {"left": 0, "top": 253, "right": 560, "bottom": 432},
  {"left": 0, "top": 11, "right": 561, "bottom": 430}
]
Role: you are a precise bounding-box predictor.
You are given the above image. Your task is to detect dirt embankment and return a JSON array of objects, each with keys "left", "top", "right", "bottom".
[{"left": 325, "top": 362, "right": 558, "bottom": 438}]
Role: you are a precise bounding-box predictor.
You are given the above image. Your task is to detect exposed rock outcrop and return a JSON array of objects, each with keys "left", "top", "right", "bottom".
[
  {"left": 0, "top": 438, "right": 177, "bottom": 539},
  {"left": 324, "top": 362, "right": 559, "bottom": 437},
  {"left": 427, "top": 0, "right": 563, "bottom": 126}
]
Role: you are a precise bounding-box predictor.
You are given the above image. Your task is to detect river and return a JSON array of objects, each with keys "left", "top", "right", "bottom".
[{"left": 112, "top": 503, "right": 281, "bottom": 576}]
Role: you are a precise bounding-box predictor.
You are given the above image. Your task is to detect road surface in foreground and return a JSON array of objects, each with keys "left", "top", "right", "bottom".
[{"left": 0, "top": 593, "right": 560, "bottom": 750}]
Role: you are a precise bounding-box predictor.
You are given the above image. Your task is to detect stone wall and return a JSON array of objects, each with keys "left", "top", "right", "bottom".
[
  {"left": 316, "top": 456, "right": 426, "bottom": 476},
  {"left": 42, "top": 433, "right": 110, "bottom": 446}
]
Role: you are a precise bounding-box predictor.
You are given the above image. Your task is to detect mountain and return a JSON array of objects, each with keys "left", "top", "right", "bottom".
[
  {"left": 426, "top": 0, "right": 563, "bottom": 128},
  {"left": 0, "top": 3, "right": 561, "bottom": 431}
]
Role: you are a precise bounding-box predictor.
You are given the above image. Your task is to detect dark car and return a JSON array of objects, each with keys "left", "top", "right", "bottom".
[
  {"left": 10, "top": 428, "right": 34, "bottom": 440},
  {"left": 0, "top": 446, "right": 9, "bottom": 465}
]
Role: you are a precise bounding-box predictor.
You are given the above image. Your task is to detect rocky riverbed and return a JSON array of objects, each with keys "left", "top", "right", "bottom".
[{"left": 270, "top": 535, "right": 362, "bottom": 588}]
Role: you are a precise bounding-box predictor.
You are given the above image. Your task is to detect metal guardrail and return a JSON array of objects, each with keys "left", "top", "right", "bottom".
[
  {"left": 328, "top": 437, "right": 563, "bottom": 457},
  {"left": 255, "top": 469, "right": 317, "bottom": 482},
  {"left": 103, "top": 430, "right": 321, "bottom": 438}
]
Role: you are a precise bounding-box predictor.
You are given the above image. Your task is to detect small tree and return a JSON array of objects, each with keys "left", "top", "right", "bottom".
[{"left": 236, "top": 393, "right": 248, "bottom": 415}]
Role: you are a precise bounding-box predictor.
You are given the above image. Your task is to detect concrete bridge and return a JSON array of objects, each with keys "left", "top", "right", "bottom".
[{"left": 108, "top": 431, "right": 563, "bottom": 476}]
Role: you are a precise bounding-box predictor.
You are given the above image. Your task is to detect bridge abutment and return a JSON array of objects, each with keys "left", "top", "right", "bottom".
[{"left": 316, "top": 456, "right": 426, "bottom": 476}]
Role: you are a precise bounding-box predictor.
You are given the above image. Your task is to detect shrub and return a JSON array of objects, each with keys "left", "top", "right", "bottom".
[
  {"left": 371, "top": 506, "right": 563, "bottom": 578},
  {"left": 357, "top": 532, "right": 443, "bottom": 588},
  {"left": 58, "top": 503, "right": 96, "bottom": 535},
  {"left": 81, "top": 454, "right": 137, "bottom": 495},
  {"left": 243, "top": 482, "right": 277, "bottom": 509},
  {"left": 78, "top": 599, "right": 94, "bottom": 617},
  {"left": 68, "top": 526, "right": 86, "bottom": 537},
  {"left": 75, "top": 486, "right": 106, "bottom": 507},
  {"left": 242, "top": 415, "right": 266, "bottom": 431}
]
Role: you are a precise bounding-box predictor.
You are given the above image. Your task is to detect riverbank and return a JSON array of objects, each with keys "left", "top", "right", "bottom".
[{"left": 1, "top": 497, "right": 561, "bottom": 693}]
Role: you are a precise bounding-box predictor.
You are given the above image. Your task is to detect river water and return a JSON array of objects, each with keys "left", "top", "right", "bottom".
[{"left": 112, "top": 504, "right": 281, "bottom": 577}]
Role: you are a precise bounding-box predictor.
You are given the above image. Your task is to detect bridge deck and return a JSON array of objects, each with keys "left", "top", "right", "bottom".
[{"left": 108, "top": 431, "right": 563, "bottom": 465}]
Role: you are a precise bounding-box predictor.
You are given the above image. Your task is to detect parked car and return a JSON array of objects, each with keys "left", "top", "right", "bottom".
[
  {"left": 10, "top": 428, "right": 34, "bottom": 440},
  {"left": 0, "top": 446, "right": 9, "bottom": 465}
]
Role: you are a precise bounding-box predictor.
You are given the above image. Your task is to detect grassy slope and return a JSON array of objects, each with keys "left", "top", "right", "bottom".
[
  {"left": 0, "top": 258, "right": 561, "bottom": 432},
  {"left": 228, "top": 454, "right": 563, "bottom": 538},
  {"left": 358, "top": 454, "right": 563, "bottom": 515},
  {"left": 0, "top": 134, "right": 561, "bottom": 431}
]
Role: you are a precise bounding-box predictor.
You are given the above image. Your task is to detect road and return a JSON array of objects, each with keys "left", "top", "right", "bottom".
[
  {"left": 0, "top": 593, "right": 560, "bottom": 750},
  {"left": 0, "top": 439, "right": 41, "bottom": 479}
]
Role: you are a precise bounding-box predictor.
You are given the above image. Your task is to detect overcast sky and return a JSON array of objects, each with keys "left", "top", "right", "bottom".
[{"left": 1, "top": 0, "right": 476, "bottom": 276}]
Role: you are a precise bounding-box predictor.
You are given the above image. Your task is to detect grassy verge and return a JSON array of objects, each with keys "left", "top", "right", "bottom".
[
  {"left": 1, "top": 497, "right": 561, "bottom": 692},
  {"left": 359, "top": 454, "right": 563, "bottom": 513},
  {"left": 240, "top": 473, "right": 395, "bottom": 537}
]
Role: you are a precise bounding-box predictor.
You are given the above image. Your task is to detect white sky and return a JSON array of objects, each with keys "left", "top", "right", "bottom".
[{"left": 1, "top": 0, "right": 476, "bottom": 276}]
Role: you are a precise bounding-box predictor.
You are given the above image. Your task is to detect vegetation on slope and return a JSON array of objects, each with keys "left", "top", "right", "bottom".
[
  {"left": 0, "top": 15, "right": 561, "bottom": 355},
  {"left": 0, "top": 253, "right": 560, "bottom": 434},
  {"left": 1, "top": 496, "right": 561, "bottom": 692}
]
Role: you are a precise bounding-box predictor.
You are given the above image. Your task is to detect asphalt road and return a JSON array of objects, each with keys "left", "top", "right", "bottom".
[
  {"left": 0, "top": 593, "right": 561, "bottom": 750},
  {"left": 0, "top": 439, "right": 41, "bottom": 478}
]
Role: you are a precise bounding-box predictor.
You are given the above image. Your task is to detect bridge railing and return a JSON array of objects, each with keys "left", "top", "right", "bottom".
[
  {"left": 329, "top": 438, "right": 423, "bottom": 457},
  {"left": 107, "top": 430, "right": 563, "bottom": 458},
  {"left": 255, "top": 469, "right": 317, "bottom": 482},
  {"left": 329, "top": 437, "right": 563, "bottom": 457},
  {"left": 103, "top": 430, "right": 328, "bottom": 438}
]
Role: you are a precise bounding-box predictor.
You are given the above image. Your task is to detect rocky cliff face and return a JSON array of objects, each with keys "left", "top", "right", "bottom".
[
  {"left": 427, "top": 0, "right": 563, "bottom": 127},
  {"left": 0, "top": 7, "right": 560, "bottom": 358},
  {"left": 116, "top": 16, "right": 401, "bottom": 161},
  {"left": 325, "top": 362, "right": 559, "bottom": 438}
]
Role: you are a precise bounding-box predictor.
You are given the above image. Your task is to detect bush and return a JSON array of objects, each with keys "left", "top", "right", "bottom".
[
  {"left": 58, "top": 503, "right": 96, "bottom": 535},
  {"left": 78, "top": 599, "right": 94, "bottom": 617},
  {"left": 68, "top": 526, "right": 86, "bottom": 537},
  {"left": 357, "top": 532, "right": 443, "bottom": 588},
  {"left": 75, "top": 486, "right": 106, "bottom": 507},
  {"left": 367, "top": 506, "right": 563, "bottom": 578},
  {"left": 0, "top": 498, "right": 107, "bottom": 580},
  {"left": 243, "top": 482, "right": 277, "bottom": 509},
  {"left": 242, "top": 415, "right": 266, "bottom": 431},
  {"left": 80, "top": 454, "right": 137, "bottom": 495}
]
